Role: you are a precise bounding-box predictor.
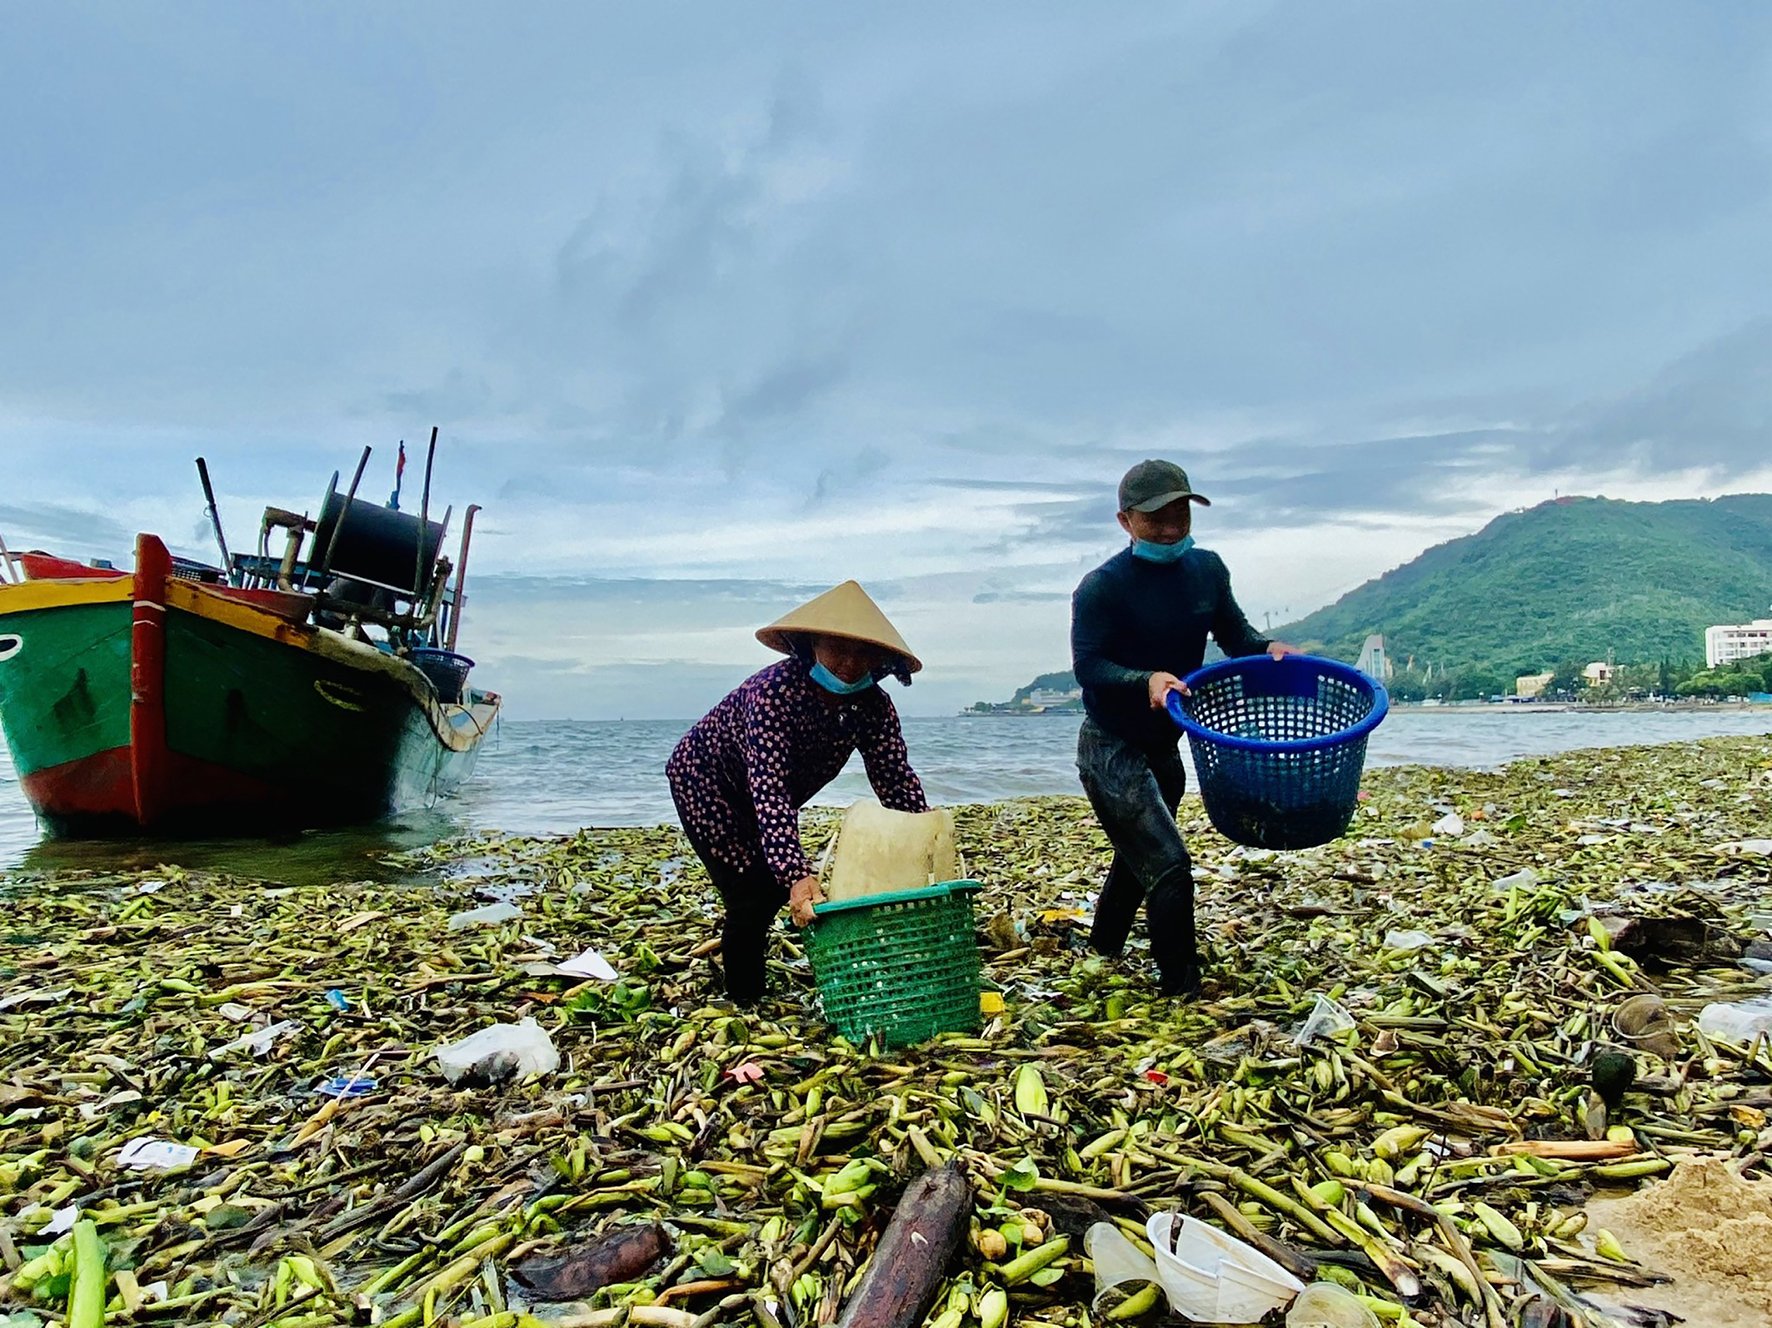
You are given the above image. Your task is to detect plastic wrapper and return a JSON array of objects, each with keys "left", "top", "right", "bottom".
[{"left": 435, "top": 1017, "right": 559, "bottom": 1084}]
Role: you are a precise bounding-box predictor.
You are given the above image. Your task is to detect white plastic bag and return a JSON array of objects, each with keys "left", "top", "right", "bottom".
[
  {"left": 435, "top": 1018, "right": 559, "bottom": 1084},
  {"left": 1492, "top": 867, "right": 1539, "bottom": 893},
  {"left": 1697, "top": 998, "right": 1772, "bottom": 1045},
  {"left": 447, "top": 902, "right": 523, "bottom": 932},
  {"left": 1293, "top": 995, "right": 1356, "bottom": 1047},
  {"left": 1383, "top": 929, "right": 1434, "bottom": 952}
]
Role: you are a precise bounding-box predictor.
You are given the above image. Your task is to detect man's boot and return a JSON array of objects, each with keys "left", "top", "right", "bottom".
[
  {"left": 1145, "top": 860, "right": 1201, "bottom": 997},
  {"left": 1088, "top": 857, "right": 1144, "bottom": 957}
]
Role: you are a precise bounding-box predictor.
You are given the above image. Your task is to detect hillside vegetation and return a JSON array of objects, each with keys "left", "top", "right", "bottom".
[{"left": 1280, "top": 493, "right": 1772, "bottom": 676}]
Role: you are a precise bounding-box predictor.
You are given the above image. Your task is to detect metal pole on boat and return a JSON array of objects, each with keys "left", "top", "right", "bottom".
[
  {"left": 0, "top": 527, "right": 14, "bottom": 582},
  {"left": 313, "top": 447, "right": 372, "bottom": 607},
  {"left": 195, "top": 458, "right": 235, "bottom": 583},
  {"left": 413, "top": 425, "right": 439, "bottom": 628},
  {"left": 445, "top": 504, "right": 481, "bottom": 653}
]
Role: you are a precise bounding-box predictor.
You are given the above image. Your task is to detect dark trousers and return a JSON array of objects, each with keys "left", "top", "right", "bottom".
[
  {"left": 1076, "top": 716, "right": 1198, "bottom": 989},
  {"left": 672, "top": 805, "right": 787, "bottom": 1006}
]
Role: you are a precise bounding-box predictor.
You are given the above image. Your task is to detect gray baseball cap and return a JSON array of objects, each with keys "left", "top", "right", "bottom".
[{"left": 1117, "top": 459, "right": 1211, "bottom": 513}]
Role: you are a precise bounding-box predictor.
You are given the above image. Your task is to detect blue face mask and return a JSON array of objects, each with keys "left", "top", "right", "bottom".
[
  {"left": 1131, "top": 535, "right": 1194, "bottom": 563},
  {"left": 810, "top": 660, "right": 877, "bottom": 695}
]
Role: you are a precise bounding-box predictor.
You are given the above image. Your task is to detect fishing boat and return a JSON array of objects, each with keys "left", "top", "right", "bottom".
[{"left": 0, "top": 434, "right": 500, "bottom": 835}]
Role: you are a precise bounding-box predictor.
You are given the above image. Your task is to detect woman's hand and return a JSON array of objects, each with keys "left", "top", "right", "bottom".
[
  {"left": 788, "top": 875, "right": 826, "bottom": 927},
  {"left": 1267, "top": 641, "right": 1304, "bottom": 660},
  {"left": 1147, "top": 671, "right": 1189, "bottom": 709}
]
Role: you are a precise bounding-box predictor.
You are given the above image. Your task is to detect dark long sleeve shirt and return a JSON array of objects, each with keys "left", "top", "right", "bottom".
[
  {"left": 1071, "top": 545, "right": 1271, "bottom": 749},
  {"left": 666, "top": 656, "right": 927, "bottom": 889}
]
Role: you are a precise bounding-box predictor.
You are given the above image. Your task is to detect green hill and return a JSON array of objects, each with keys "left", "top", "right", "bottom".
[{"left": 1279, "top": 493, "right": 1772, "bottom": 677}]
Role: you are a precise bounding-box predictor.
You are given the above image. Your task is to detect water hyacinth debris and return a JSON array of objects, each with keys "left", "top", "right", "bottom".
[{"left": 0, "top": 735, "right": 1766, "bottom": 1325}]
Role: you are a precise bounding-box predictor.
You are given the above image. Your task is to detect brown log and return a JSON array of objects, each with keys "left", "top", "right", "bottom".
[
  {"left": 835, "top": 1164, "right": 973, "bottom": 1328},
  {"left": 513, "top": 1222, "right": 672, "bottom": 1300}
]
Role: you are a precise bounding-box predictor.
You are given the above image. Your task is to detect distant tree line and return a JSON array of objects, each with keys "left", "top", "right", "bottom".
[{"left": 1381, "top": 654, "right": 1772, "bottom": 703}]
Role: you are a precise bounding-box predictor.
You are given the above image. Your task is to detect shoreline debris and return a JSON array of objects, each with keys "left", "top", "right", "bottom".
[{"left": 1, "top": 734, "right": 1770, "bottom": 1325}]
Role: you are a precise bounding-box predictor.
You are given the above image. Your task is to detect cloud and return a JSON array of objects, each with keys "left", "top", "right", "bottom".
[
  {"left": 1, "top": 4, "right": 1768, "bottom": 716},
  {"left": 0, "top": 503, "right": 135, "bottom": 551}
]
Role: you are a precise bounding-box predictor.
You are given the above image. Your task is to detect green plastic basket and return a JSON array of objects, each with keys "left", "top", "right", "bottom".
[{"left": 803, "top": 880, "right": 983, "bottom": 1049}]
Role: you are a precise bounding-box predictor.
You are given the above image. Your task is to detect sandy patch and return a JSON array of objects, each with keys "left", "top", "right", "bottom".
[{"left": 1584, "top": 1158, "right": 1772, "bottom": 1328}]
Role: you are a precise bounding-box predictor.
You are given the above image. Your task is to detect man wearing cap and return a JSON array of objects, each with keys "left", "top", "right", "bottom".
[
  {"left": 1071, "top": 461, "right": 1300, "bottom": 997},
  {"left": 667, "top": 582, "right": 929, "bottom": 1005}
]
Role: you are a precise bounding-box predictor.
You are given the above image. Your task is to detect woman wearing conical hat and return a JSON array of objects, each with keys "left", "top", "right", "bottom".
[{"left": 666, "top": 582, "right": 928, "bottom": 1005}]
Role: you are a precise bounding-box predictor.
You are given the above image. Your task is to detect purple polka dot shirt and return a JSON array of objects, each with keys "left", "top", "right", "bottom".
[{"left": 667, "top": 656, "right": 928, "bottom": 889}]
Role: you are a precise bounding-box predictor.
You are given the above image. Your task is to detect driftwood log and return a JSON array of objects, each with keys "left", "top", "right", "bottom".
[
  {"left": 835, "top": 1164, "right": 972, "bottom": 1328},
  {"left": 513, "top": 1222, "right": 672, "bottom": 1300}
]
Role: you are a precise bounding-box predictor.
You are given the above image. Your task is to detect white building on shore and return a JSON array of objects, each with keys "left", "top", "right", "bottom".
[
  {"left": 1356, "top": 634, "right": 1393, "bottom": 681},
  {"left": 1705, "top": 619, "right": 1772, "bottom": 669}
]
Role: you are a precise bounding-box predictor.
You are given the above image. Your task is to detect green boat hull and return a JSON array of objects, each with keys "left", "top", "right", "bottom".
[{"left": 0, "top": 542, "right": 499, "bottom": 836}]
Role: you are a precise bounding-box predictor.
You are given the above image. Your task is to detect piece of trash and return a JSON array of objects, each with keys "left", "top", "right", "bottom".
[
  {"left": 217, "top": 1002, "right": 254, "bottom": 1022},
  {"left": 1087, "top": 1221, "right": 1165, "bottom": 1316},
  {"left": 0, "top": 987, "right": 71, "bottom": 1012},
  {"left": 512, "top": 1222, "right": 673, "bottom": 1300},
  {"left": 1143, "top": 1070, "right": 1169, "bottom": 1086},
  {"left": 1696, "top": 997, "right": 1772, "bottom": 1046},
  {"left": 1384, "top": 929, "right": 1434, "bottom": 952},
  {"left": 979, "top": 991, "right": 1005, "bottom": 1016},
  {"left": 435, "top": 1017, "right": 559, "bottom": 1085},
  {"left": 316, "top": 1074, "right": 379, "bottom": 1097},
  {"left": 324, "top": 989, "right": 350, "bottom": 1012},
  {"left": 556, "top": 946, "right": 619, "bottom": 981},
  {"left": 1463, "top": 828, "right": 1499, "bottom": 848},
  {"left": 1287, "top": 1280, "right": 1379, "bottom": 1327},
  {"left": 205, "top": 1139, "right": 253, "bottom": 1158},
  {"left": 137, "top": 879, "right": 166, "bottom": 894},
  {"left": 116, "top": 1137, "right": 200, "bottom": 1170},
  {"left": 724, "top": 1061, "right": 765, "bottom": 1084},
  {"left": 1147, "top": 1211, "right": 1304, "bottom": 1321},
  {"left": 447, "top": 901, "right": 524, "bottom": 931},
  {"left": 1612, "top": 994, "right": 1680, "bottom": 1061},
  {"left": 1293, "top": 995, "right": 1356, "bottom": 1047},
  {"left": 208, "top": 1020, "right": 296, "bottom": 1060},
  {"left": 1594, "top": 915, "right": 1740, "bottom": 966},
  {"left": 1431, "top": 812, "right": 1464, "bottom": 838},
  {"left": 42, "top": 1204, "right": 78, "bottom": 1236},
  {"left": 1492, "top": 867, "right": 1540, "bottom": 893}
]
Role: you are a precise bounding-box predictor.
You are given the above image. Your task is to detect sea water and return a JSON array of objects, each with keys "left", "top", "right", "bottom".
[{"left": 1, "top": 709, "right": 1767, "bottom": 881}]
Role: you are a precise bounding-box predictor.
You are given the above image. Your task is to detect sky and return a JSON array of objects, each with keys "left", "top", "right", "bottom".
[{"left": 2, "top": 2, "right": 1769, "bottom": 719}]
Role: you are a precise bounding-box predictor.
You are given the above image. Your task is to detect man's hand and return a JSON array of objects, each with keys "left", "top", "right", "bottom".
[
  {"left": 1266, "top": 641, "right": 1305, "bottom": 661},
  {"left": 1147, "top": 671, "right": 1188, "bottom": 709},
  {"left": 788, "top": 875, "right": 826, "bottom": 927}
]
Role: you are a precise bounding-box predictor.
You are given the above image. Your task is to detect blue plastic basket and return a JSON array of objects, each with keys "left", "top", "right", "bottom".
[
  {"left": 410, "top": 648, "right": 475, "bottom": 703},
  {"left": 1166, "top": 655, "right": 1388, "bottom": 850}
]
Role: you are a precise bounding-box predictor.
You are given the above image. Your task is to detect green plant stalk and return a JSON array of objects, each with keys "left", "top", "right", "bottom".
[{"left": 68, "top": 1220, "right": 108, "bottom": 1328}]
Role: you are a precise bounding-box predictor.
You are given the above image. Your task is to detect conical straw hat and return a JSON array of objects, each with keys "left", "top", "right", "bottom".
[{"left": 756, "top": 581, "right": 922, "bottom": 674}]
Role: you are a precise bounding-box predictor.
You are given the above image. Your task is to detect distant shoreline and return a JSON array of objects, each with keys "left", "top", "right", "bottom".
[{"left": 960, "top": 700, "right": 1771, "bottom": 717}]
